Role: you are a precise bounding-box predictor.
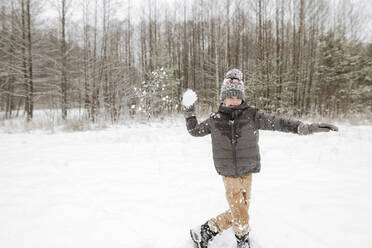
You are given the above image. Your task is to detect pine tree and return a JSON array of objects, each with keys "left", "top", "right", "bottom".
[
  {"left": 134, "top": 44, "right": 180, "bottom": 118},
  {"left": 316, "top": 30, "right": 349, "bottom": 117}
]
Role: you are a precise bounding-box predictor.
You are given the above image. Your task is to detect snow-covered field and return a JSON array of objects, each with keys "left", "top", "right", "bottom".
[{"left": 1, "top": 118, "right": 372, "bottom": 248}]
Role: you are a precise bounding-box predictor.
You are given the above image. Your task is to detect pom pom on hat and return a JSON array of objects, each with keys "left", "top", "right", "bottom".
[{"left": 225, "top": 68, "right": 243, "bottom": 81}]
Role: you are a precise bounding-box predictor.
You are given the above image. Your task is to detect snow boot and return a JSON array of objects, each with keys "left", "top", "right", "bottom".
[
  {"left": 190, "top": 221, "right": 219, "bottom": 248},
  {"left": 235, "top": 233, "right": 251, "bottom": 248}
]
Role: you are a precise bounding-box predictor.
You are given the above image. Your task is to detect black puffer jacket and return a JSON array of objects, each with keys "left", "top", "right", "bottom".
[{"left": 186, "top": 102, "right": 302, "bottom": 177}]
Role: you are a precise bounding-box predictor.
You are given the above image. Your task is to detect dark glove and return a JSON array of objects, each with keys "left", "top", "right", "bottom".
[
  {"left": 182, "top": 104, "right": 195, "bottom": 118},
  {"left": 298, "top": 123, "right": 339, "bottom": 135}
]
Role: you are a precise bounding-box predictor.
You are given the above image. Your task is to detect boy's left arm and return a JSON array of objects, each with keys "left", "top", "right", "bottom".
[{"left": 255, "top": 110, "right": 338, "bottom": 135}]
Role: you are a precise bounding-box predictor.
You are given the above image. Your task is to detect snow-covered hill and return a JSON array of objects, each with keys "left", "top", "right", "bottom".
[{"left": 0, "top": 119, "right": 371, "bottom": 248}]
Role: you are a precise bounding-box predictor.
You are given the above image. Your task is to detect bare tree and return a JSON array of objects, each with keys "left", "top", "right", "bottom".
[{"left": 1, "top": 0, "right": 370, "bottom": 123}]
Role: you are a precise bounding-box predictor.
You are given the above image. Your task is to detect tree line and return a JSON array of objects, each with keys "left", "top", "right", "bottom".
[{"left": 0, "top": 0, "right": 371, "bottom": 123}]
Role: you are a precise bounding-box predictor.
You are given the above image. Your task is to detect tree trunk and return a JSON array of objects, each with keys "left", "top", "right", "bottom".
[
  {"left": 91, "top": 0, "right": 99, "bottom": 121},
  {"left": 21, "top": 0, "right": 29, "bottom": 120},
  {"left": 26, "top": 0, "right": 33, "bottom": 121},
  {"left": 61, "top": 0, "right": 68, "bottom": 120},
  {"left": 225, "top": 0, "right": 230, "bottom": 70},
  {"left": 183, "top": 0, "right": 189, "bottom": 89},
  {"left": 275, "top": 0, "right": 281, "bottom": 109},
  {"left": 297, "top": 0, "right": 305, "bottom": 115}
]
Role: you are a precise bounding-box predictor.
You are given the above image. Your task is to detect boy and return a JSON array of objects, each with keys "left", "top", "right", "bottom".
[{"left": 183, "top": 69, "right": 338, "bottom": 248}]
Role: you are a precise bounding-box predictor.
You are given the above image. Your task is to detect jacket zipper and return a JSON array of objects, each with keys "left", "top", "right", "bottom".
[{"left": 230, "top": 120, "right": 237, "bottom": 176}]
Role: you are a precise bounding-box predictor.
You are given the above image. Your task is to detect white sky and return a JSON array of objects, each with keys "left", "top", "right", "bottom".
[{"left": 37, "top": 0, "right": 372, "bottom": 43}]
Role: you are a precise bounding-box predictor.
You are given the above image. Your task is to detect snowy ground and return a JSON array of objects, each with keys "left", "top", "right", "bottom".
[{"left": 1, "top": 117, "right": 372, "bottom": 248}]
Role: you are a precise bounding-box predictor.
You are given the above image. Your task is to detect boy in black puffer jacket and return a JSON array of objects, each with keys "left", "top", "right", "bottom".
[{"left": 185, "top": 69, "right": 338, "bottom": 248}]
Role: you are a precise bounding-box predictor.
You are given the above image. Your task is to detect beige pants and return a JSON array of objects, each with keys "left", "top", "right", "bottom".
[{"left": 209, "top": 174, "right": 252, "bottom": 237}]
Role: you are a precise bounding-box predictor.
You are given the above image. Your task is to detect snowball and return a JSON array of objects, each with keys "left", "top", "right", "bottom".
[{"left": 182, "top": 89, "right": 198, "bottom": 108}]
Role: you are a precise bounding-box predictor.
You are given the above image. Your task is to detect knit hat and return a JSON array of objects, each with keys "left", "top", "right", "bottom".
[{"left": 220, "top": 69, "right": 246, "bottom": 101}]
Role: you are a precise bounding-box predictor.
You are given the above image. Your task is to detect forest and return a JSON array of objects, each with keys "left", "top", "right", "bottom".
[{"left": 0, "top": 0, "right": 371, "bottom": 124}]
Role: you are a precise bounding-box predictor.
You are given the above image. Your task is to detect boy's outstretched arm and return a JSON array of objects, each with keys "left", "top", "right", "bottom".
[
  {"left": 254, "top": 109, "right": 338, "bottom": 135},
  {"left": 183, "top": 105, "right": 211, "bottom": 137}
]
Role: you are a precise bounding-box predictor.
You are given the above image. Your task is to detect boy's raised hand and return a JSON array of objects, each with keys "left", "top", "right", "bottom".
[
  {"left": 298, "top": 123, "right": 339, "bottom": 135},
  {"left": 182, "top": 104, "right": 195, "bottom": 118},
  {"left": 182, "top": 89, "right": 198, "bottom": 118}
]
